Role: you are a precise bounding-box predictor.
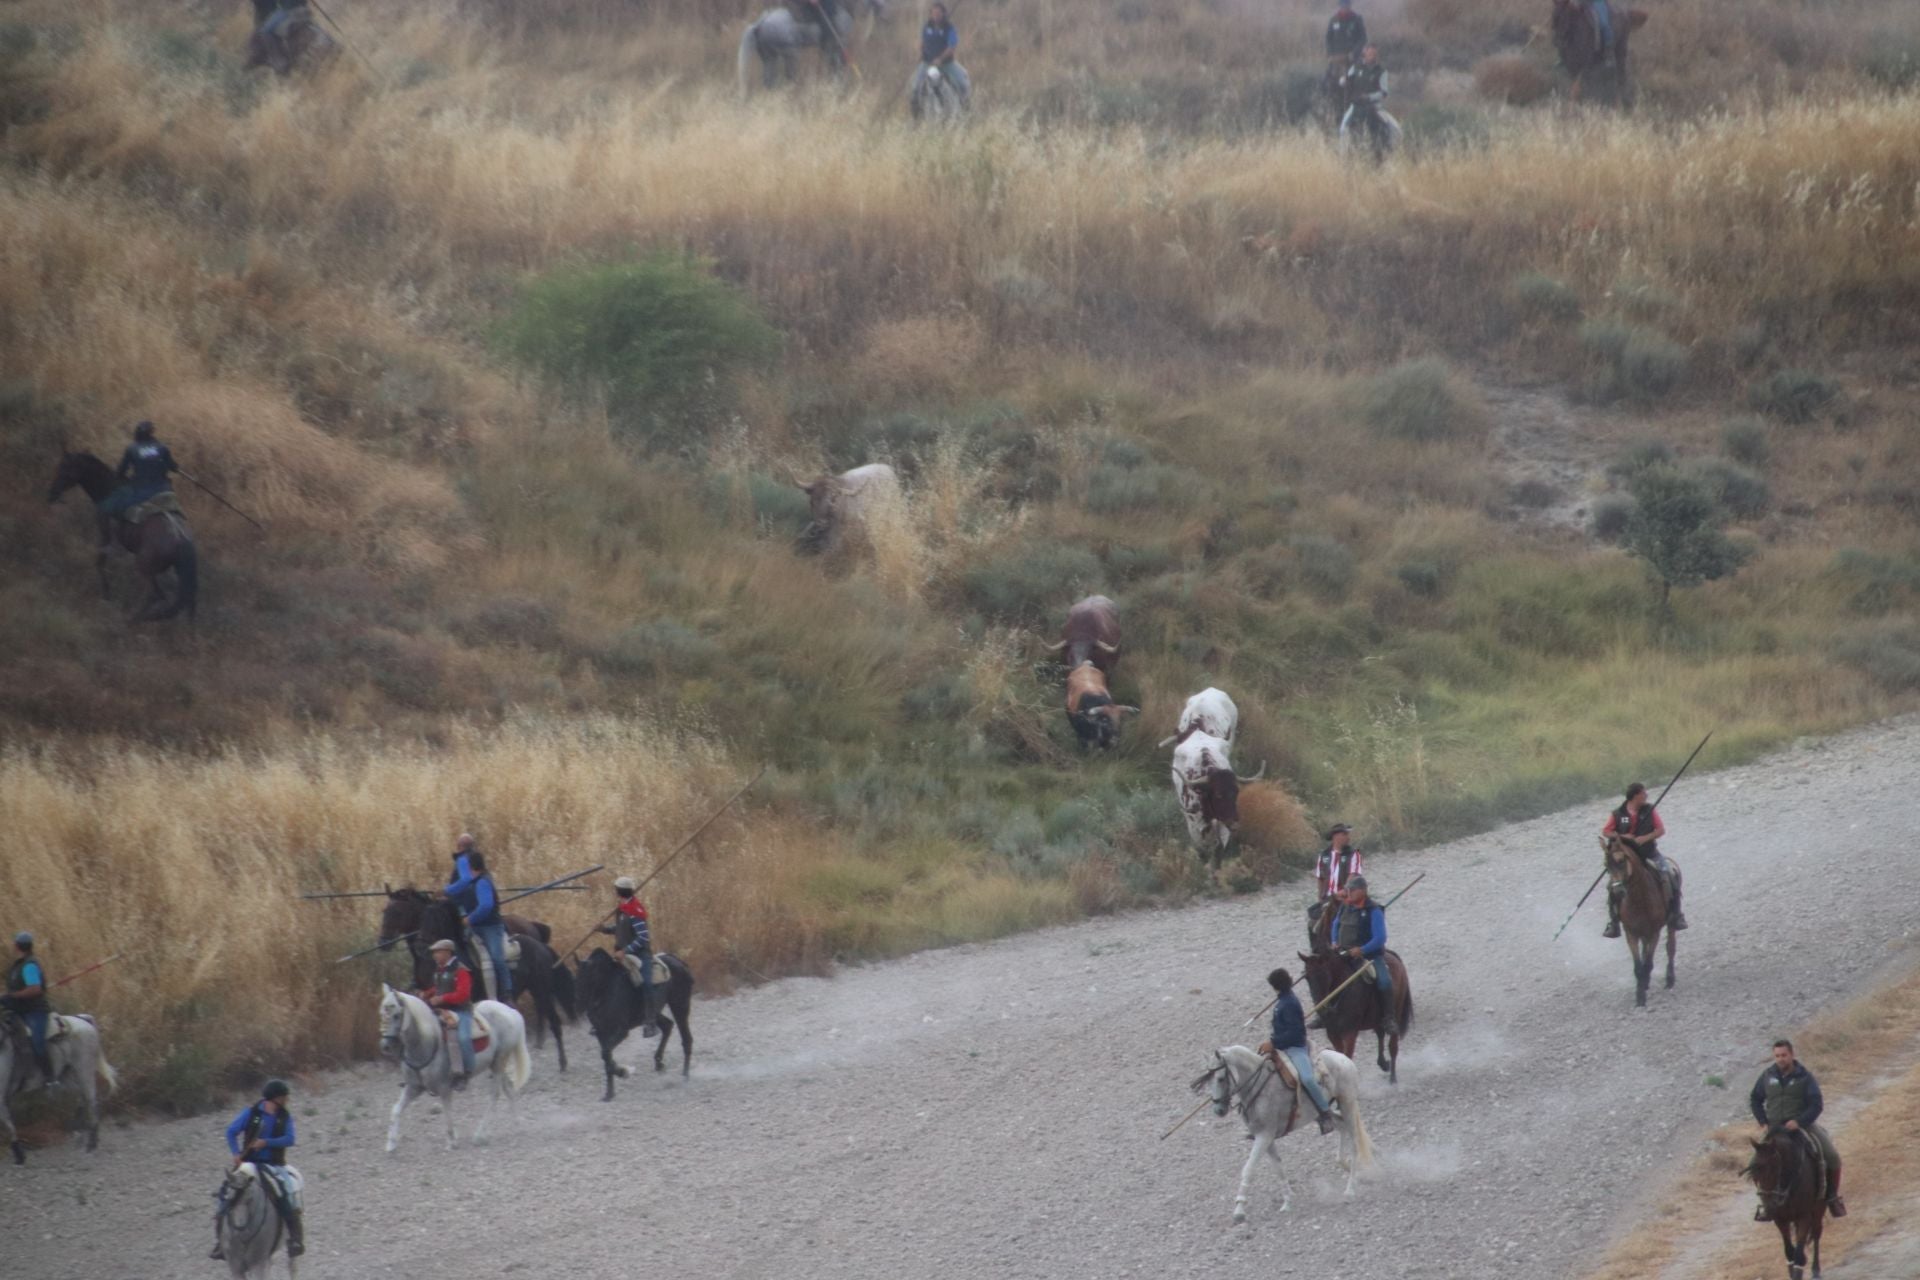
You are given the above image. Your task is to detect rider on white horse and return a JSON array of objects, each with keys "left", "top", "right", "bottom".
[
  {"left": 910, "top": 3, "right": 971, "bottom": 109},
  {"left": 212, "top": 1079, "right": 304, "bottom": 1260},
  {"left": 2, "top": 933, "right": 54, "bottom": 1084},
  {"left": 1257, "top": 969, "right": 1338, "bottom": 1134},
  {"left": 424, "top": 939, "right": 477, "bottom": 1083}
]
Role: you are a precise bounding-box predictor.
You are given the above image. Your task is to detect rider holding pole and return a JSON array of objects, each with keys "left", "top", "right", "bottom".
[{"left": 910, "top": 2, "right": 971, "bottom": 113}]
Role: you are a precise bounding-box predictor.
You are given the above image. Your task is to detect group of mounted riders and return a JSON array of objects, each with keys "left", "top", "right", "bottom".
[{"left": 1238, "top": 786, "right": 1844, "bottom": 1228}]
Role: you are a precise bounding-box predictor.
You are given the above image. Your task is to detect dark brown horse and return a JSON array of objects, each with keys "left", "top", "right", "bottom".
[
  {"left": 1550, "top": 0, "right": 1647, "bottom": 108},
  {"left": 1602, "top": 834, "right": 1676, "bottom": 1007},
  {"left": 47, "top": 450, "right": 199, "bottom": 623},
  {"left": 1747, "top": 1130, "right": 1829, "bottom": 1279},
  {"left": 1297, "top": 948, "right": 1413, "bottom": 1084},
  {"left": 377, "top": 890, "right": 576, "bottom": 1071}
]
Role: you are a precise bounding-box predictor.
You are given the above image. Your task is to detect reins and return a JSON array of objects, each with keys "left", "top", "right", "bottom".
[{"left": 384, "top": 994, "right": 444, "bottom": 1075}]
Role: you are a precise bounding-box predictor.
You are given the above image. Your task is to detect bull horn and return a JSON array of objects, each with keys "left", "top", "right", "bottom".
[
  {"left": 1043, "top": 640, "right": 1069, "bottom": 652},
  {"left": 1236, "top": 760, "right": 1268, "bottom": 784},
  {"left": 1157, "top": 734, "right": 1178, "bottom": 748},
  {"left": 1118, "top": 706, "right": 1141, "bottom": 715},
  {"left": 1094, "top": 640, "right": 1120, "bottom": 653}
]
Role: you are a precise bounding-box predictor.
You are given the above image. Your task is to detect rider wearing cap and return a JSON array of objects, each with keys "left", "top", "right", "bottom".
[
  {"left": 212, "top": 1078, "right": 303, "bottom": 1260},
  {"left": 1328, "top": 875, "right": 1397, "bottom": 1036},
  {"left": 98, "top": 421, "right": 181, "bottom": 546},
  {"left": 2, "top": 932, "right": 54, "bottom": 1083},
  {"left": 1257, "top": 968, "right": 1337, "bottom": 1134},
  {"left": 597, "top": 876, "right": 658, "bottom": 1037},
  {"left": 422, "top": 939, "right": 477, "bottom": 1082}
]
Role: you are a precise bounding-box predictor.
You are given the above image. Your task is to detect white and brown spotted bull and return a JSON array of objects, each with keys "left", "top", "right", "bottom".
[
  {"left": 1064, "top": 662, "right": 1139, "bottom": 750},
  {"left": 793, "top": 463, "right": 901, "bottom": 553},
  {"left": 1045, "top": 595, "right": 1122, "bottom": 675},
  {"left": 1172, "top": 730, "right": 1265, "bottom": 867},
  {"left": 1158, "top": 686, "right": 1237, "bottom": 749}
]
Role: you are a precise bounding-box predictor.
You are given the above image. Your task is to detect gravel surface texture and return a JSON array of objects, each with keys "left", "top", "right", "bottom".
[{"left": 5, "top": 718, "right": 1918, "bottom": 1280}]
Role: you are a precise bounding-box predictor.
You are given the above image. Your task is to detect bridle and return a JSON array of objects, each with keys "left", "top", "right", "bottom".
[
  {"left": 1196, "top": 1054, "right": 1275, "bottom": 1119},
  {"left": 381, "top": 995, "right": 442, "bottom": 1075}
]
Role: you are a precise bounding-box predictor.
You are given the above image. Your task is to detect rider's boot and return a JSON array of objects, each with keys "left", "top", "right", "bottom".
[
  {"left": 1316, "top": 1110, "right": 1336, "bottom": 1135},
  {"left": 1667, "top": 876, "right": 1688, "bottom": 931},
  {"left": 286, "top": 1209, "right": 306, "bottom": 1257},
  {"left": 1827, "top": 1167, "right": 1847, "bottom": 1218},
  {"left": 1603, "top": 891, "right": 1623, "bottom": 939},
  {"left": 211, "top": 1187, "right": 230, "bottom": 1259}
]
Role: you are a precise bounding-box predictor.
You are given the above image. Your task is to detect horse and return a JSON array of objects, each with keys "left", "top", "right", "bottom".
[
  {"left": 575, "top": 948, "right": 694, "bottom": 1102},
  {"left": 46, "top": 450, "right": 199, "bottom": 623},
  {"left": 1550, "top": 0, "right": 1647, "bottom": 108},
  {"left": 0, "top": 1010, "right": 119, "bottom": 1165},
  {"left": 1602, "top": 833, "right": 1676, "bottom": 1007},
  {"left": 1747, "top": 1130, "right": 1829, "bottom": 1279},
  {"left": 378, "top": 890, "right": 575, "bottom": 1071},
  {"left": 244, "top": 3, "right": 336, "bottom": 76},
  {"left": 910, "top": 62, "right": 963, "bottom": 122},
  {"left": 217, "top": 1162, "right": 302, "bottom": 1278},
  {"left": 1193, "top": 1045, "right": 1373, "bottom": 1223},
  {"left": 737, "top": 0, "right": 885, "bottom": 97},
  {"left": 1297, "top": 948, "right": 1413, "bottom": 1084},
  {"left": 378, "top": 985, "right": 530, "bottom": 1152}
]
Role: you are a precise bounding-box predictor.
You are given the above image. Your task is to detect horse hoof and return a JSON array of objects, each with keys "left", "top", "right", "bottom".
[
  {"left": 1231, "top": 1209, "right": 1247, "bottom": 1225},
  {"left": 614, "top": 1065, "right": 630, "bottom": 1079},
  {"left": 10, "top": 1142, "right": 23, "bottom": 1165}
]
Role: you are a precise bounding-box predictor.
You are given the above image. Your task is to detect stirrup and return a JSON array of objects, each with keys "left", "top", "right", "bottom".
[
  {"left": 1668, "top": 913, "right": 1689, "bottom": 930},
  {"left": 1316, "top": 1111, "right": 1336, "bottom": 1135}
]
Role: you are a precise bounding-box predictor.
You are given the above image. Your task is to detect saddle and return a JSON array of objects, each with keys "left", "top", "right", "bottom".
[
  {"left": 436, "top": 1008, "right": 493, "bottom": 1055},
  {"left": 1257, "top": 1045, "right": 1311, "bottom": 1137},
  {"left": 618, "top": 952, "right": 672, "bottom": 989},
  {"left": 120, "top": 491, "right": 183, "bottom": 526},
  {"left": 234, "top": 1161, "right": 304, "bottom": 1209}
]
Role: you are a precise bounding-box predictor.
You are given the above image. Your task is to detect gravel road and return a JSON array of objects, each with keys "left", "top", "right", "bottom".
[{"left": 6, "top": 719, "right": 1918, "bottom": 1280}]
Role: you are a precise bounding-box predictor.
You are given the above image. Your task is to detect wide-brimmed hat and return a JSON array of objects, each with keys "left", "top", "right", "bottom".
[
  {"left": 1327, "top": 823, "right": 1352, "bottom": 838},
  {"left": 613, "top": 876, "right": 637, "bottom": 892},
  {"left": 430, "top": 938, "right": 457, "bottom": 953}
]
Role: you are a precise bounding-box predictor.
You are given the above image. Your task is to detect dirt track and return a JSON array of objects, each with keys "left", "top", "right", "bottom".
[{"left": 6, "top": 719, "right": 1919, "bottom": 1279}]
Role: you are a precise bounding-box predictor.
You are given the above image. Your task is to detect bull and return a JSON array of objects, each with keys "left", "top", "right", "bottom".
[
  {"left": 1045, "top": 595, "right": 1122, "bottom": 674},
  {"left": 792, "top": 463, "right": 901, "bottom": 554},
  {"left": 1158, "top": 686, "right": 1237, "bottom": 749},
  {"left": 1064, "top": 661, "right": 1139, "bottom": 750},
  {"left": 1171, "top": 730, "right": 1265, "bottom": 866}
]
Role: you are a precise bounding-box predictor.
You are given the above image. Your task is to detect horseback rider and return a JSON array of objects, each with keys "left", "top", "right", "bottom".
[
  {"left": 597, "top": 876, "right": 658, "bottom": 1038},
  {"left": 211, "top": 1079, "right": 303, "bottom": 1260},
  {"left": 1257, "top": 968, "right": 1337, "bottom": 1135},
  {"left": 2, "top": 932, "right": 55, "bottom": 1084},
  {"left": 797, "top": 0, "right": 850, "bottom": 65},
  {"left": 1587, "top": 0, "right": 1616, "bottom": 65},
  {"left": 1750, "top": 1039, "right": 1846, "bottom": 1220},
  {"left": 1308, "top": 824, "right": 1364, "bottom": 942},
  {"left": 1323, "top": 2, "right": 1367, "bottom": 104},
  {"left": 1601, "top": 781, "right": 1687, "bottom": 938},
  {"left": 910, "top": 2, "right": 972, "bottom": 112},
  {"left": 1339, "top": 44, "right": 1391, "bottom": 135},
  {"left": 99, "top": 420, "right": 180, "bottom": 546},
  {"left": 422, "top": 939, "right": 477, "bottom": 1084},
  {"left": 1328, "top": 875, "right": 1397, "bottom": 1036},
  {"left": 445, "top": 834, "right": 513, "bottom": 1002}
]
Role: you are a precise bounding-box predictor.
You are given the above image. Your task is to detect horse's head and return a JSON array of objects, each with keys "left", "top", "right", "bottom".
[
  {"left": 1190, "top": 1050, "right": 1233, "bottom": 1117},
  {"left": 377, "top": 887, "right": 432, "bottom": 949},
  {"left": 377, "top": 983, "right": 410, "bottom": 1058},
  {"left": 1600, "top": 834, "right": 1634, "bottom": 874},
  {"left": 1296, "top": 948, "right": 1338, "bottom": 1003},
  {"left": 1745, "top": 1130, "right": 1802, "bottom": 1217},
  {"left": 47, "top": 449, "right": 102, "bottom": 504}
]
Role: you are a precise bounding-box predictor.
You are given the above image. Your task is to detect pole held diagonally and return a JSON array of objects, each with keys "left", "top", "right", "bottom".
[
  {"left": 175, "top": 469, "right": 265, "bottom": 532},
  {"left": 50, "top": 954, "right": 123, "bottom": 990},
  {"left": 1551, "top": 729, "right": 1714, "bottom": 943},
  {"left": 553, "top": 765, "right": 769, "bottom": 964},
  {"left": 333, "top": 864, "right": 604, "bottom": 964},
  {"left": 305, "top": 0, "right": 386, "bottom": 87},
  {"left": 300, "top": 886, "right": 590, "bottom": 901},
  {"left": 1240, "top": 872, "right": 1426, "bottom": 1029}
]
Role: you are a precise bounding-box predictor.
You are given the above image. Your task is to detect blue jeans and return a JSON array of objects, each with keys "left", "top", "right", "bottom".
[
  {"left": 1369, "top": 956, "right": 1394, "bottom": 1013},
  {"left": 1590, "top": 0, "right": 1615, "bottom": 53},
  {"left": 21, "top": 1010, "right": 50, "bottom": 1073},
  {"left": 626, "top": 943, "right": 655, "bottom": 1011},
  {"left": 471, "top": 923, "right": 513, "bottom": 1001},
  {"left": 1282, "top": 1046, "right": 1333, "bottom": 1114},
  {"left": 453, "top": 1009, "right": 476, "bottom": 1075}
]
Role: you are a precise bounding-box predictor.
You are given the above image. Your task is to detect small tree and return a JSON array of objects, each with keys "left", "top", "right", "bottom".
[{"left": 1622, "top": 465, "right": 1750, "bottom": 604}]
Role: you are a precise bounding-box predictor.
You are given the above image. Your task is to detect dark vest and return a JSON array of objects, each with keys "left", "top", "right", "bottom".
[
  {"left": 6, "top": 957, "right": 50, "bottom": 1014},
  {"left": 1614, "top": 802, "right": 1659, "bottom": 856},
  {"left": 433, "top": 961, "right": 472, "bottom": 1009},
  {"left": 1333, "top": 901, "right": 1378, "bottom": 950},
  {"left": 1761, "top": 1067, "right": 1813, "bottom": 1126},
  {"left": 920, "top": 20, "right": 953, "bottom": 63},
  {"left": 1345, "top": 62, "right": 1386, "bottom": 99},
  {"left": 241, "top": 1103, "right": 291, "bottom": 1166}
]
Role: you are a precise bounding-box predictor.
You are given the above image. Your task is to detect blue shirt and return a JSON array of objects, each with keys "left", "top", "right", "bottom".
[
  {"left": 116, "top": 442, "right": 178, "bottom": 489},
  {"left": 446, "top": 853, "right": 501, "bottom": 926},
  {"left": 1270, "top": 990, "right": 1308, "bottom": 1052},
  {"left": 1333, "top": 901, "right": 1388, "bottom": 958},
  {"left": 225, "top": 1102, "right": 296, "bottom": 1164},
  {"left": 920, "top": 19, "right": 956, "bottom": 63}
]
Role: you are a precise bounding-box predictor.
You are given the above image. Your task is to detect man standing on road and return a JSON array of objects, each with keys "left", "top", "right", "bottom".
[{"left": 1749, "top": 1038, "right": 1846, "bottom": 1219}]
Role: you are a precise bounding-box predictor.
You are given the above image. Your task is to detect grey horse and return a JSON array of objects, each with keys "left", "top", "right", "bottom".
[
  {"left": 378, "top": 985, "right": 531, "bottom": 1152},
  {"left": 738, "top": 0, "right": 886, "bottom": 96},
  {"left": 1194, "top": 1044, "right": 1373, "bottom": 1223},
  {"left": 0, "top": 1011, "right": 118, "bottom": 1165},
  {"left": 217, "top": 1162, "right": 302, "bottom": 1278}
]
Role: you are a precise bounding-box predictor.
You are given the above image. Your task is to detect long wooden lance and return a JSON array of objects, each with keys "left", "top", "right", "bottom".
[
  {"left": 299, "top": 886, "right": 590, "bottom": 901},
  {"left": 332, "top": 864, "right": 604, "bottom": 963},
  {"left": 1551, "top": 729, "right": 1714, "bottom": 943},
  {"left": 50, "top": 954, "right": 123, "bottom": 990},
  {"left": 1240, "top": 872, "right": 1425, "bottom": 1029},
  {"left": 553, "top": 765, "right": 768, "bottom": 965}
]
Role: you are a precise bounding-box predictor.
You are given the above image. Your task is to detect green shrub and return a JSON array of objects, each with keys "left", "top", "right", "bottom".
[
  {"left": 1291, "top": 533, "right": 1357, "bottom": 600},
  {"left": 1589, "top": 494, "right": 1634, "bottom": 542},
  {"left": 1721, "top": 417, "right": 1771, "bottom": 467},
  {"left": 495, "top": 252, "right": 779, "bottom": 452},
  {"left": 1607, "top": 439, "right": 1674, "bottom": 483},
  {"left": 1623, "top": 465, "right": 1751, "bottom": 601},
  {"left": 1084, "top": 461, "right": 1207, "bottom": 514},
  {"left": 1833, "top": 623, "right": 1920, "bottom": 691},
  {"left": 1749, "top": 369, "right": 1841, "bottom": 423},
  {"left": 747, "top": 472, "right": 815, "bottom": 534},
  {"left": 1861, "top": 40, "right": 1920, "bottom": 90},
  {"left": 1581, "top": 321, "right": 1688, "bottom": 401},
  {"left": 1682, "top": 457, "right": 1770, "bottom": 519},
  {"left": 1612, "top": 276, "right": 1682, "bottom": 320},
  {"left": 1830, "top": 548, "right": 1920, "bottom": 615},
  {"left": 963, "top": 543, "right": 1105, "bottom": 623},
  {"left": 603, "top": 618, "right": 721, "bottom": 679},
  {"left": 1510, "top": 272, "right": 1582, "bottom": 322},
  {"left": 1396, "top": 561, "right": 1443, "bottom": 597},
  {"left": 1361, "top": 359, "right": 1486, "bottom": 442}
]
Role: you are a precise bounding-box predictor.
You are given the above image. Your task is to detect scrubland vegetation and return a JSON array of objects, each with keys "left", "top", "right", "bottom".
[{"left": 1, "top": 0, "right": 1917, "bottom": 1101}]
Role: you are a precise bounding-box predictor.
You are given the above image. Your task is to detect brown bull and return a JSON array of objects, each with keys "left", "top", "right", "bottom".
[
  {"left": 1064, "top": 662, "right": 1138, "bottom": 750},
  {"left": 1045, "top": 595, "right": 1122, "bottom": 674}
]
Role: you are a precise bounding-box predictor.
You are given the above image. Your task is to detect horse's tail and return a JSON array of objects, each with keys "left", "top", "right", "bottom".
[
  {"left": 165, "top": 537, "right": 198, "bottom": 621},
  {"left": 737, "top": 21, "right": 759, "bottom": 99},
  {"left": 1326, "top": 1050, "right": 1374, "bottom": 1169},
  {"left": 508, "top": 1017, "right": 533, "bottom": 1092}
]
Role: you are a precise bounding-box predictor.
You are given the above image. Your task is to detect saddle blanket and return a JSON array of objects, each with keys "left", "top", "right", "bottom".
[
  {"left": 618, "top": 952, "right": 672, "bottom": 988},
  {"left": 122, "top": 491, "right": 183, "bottom": 524},
  {"left": 47, "top": 1014, "right": 90, "bottom": 1041},
  {"left": 236, "top": 1162, "right": 305, "bottom": 1209},
  {"left": 437, "top": 1008, "right": 494, "bottom": 1055}
]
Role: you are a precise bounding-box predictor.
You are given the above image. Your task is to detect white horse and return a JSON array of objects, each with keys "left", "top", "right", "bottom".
[
  {"left": 217, "top": 1161, "right": 302, "bottom": 1278},
  {"left": 1195, "top": 1044, "right": 1373, "bottom": 1223},
  {"left": 378, "top": 985, "right": 531, "bottom": 1152},
  {"left": 737, "top": 0, "right": 886, "bottom": 96},
  {"left": 0, "top": 1011, "right": 118, "bottom": 1165}
]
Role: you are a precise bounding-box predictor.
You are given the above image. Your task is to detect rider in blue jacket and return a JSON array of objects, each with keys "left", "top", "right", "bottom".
[
  {"left": 1329, "top": 875, "right": 1396, "bottom": 1036},
  {"left": 1263, "top": 969, "right": 1337, "bottom": 1134},
  {"left": 446, "top": 835, "right": 512, "bottom": 1001}
]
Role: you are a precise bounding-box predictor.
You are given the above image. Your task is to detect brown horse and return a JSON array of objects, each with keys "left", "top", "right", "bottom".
[
  {"left": 47, "top": 450, "right": 199, "bottom": 623},
  {"left": 1297, "top": 948, "right": 1413, "bottom": 1084},
  {"left": 1550, "top": 0, "right": 1648, "bottom": 108},
  {"left": 1747, "top": 1130, "right": 1829, "bottom": 1279},
  {"left": 1602, "top": 834, "right": 1676, "bottom": 1006}
]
